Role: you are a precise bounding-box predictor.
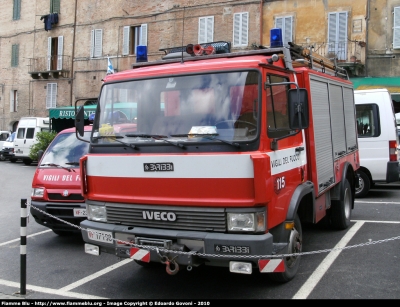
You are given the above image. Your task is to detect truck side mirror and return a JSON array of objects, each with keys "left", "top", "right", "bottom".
[
  {"left": 75, "top": 106, "right": 85, "bottom": 137},
  {"left": 288, "top": 88, "right": 309, "bottom": 130}
]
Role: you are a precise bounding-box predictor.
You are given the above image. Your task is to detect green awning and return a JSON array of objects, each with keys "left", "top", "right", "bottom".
[
  {"left": 49, "top": 106, "right": 97, "bottom": 120},
  {"left": 350, "top": 77, "right": 400, "bottom": 95}
]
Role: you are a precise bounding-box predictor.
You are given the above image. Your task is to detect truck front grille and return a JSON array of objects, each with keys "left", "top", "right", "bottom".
[
  {"left": 106, "top": 203, "right": 226, "bottom": 232},
  {"left": 48, "top": 193, "right": 84, "bottom": 201}
]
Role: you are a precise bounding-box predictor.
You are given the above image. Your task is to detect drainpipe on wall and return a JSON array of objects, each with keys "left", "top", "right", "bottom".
[
  {"left": 70, "top": 0, "right": 78, "bottom": 106},
  {"left": 365, "top": 0, "right": 370, "bottom": 76}
]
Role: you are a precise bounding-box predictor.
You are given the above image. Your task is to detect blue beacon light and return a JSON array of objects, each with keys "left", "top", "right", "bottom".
[
  {"left": 270, "top": 28, "right": 283, "bottom": 47},
  {"left": 136, "top": 45, "right": 148, "bottom": 63}
]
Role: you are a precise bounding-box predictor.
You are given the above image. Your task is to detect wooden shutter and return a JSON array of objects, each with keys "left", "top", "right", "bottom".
[
  {"left": 51, "top": 0, "right": 60, "bottom": 13},
  {"left": 11, "top": 45, "right": 19, "bottom": 67},
  {"left": 57, "top": 36, "right": 63, "bottom": 70},
  {"left": 94, "top": 29, "right": 103, "bottom": 57},
  {"left": 198, "top": 16, "right": 214, "bottom": 43},
  {"left": 123, "top": 26, "right": 130, "bottom": 55},
  {"left": 275, "top": 16, "right": 292, "bottom": 46},
  {"left": 46, "top": 83, "right": 57, "bottom": 109},
  {"left": 233, "top": 13, "right": 249, "bottom": 46},
  {"left": 140, "top": 24, "right": 148, "bottom": 46},
  {"left": 13, "top": 0, "right": 21, "bottom": 20},
  {"left": 47, "top": 37, "right": 52, "bottom": 70},
  {"left": 10, "top": 90, "right": 15, "bottom": 112},
  {"left": 394, "top": 7, "right": 400, "bottom": 49},
  {"left": 328, "top": 12, "right": 348, "bottom": 60}
]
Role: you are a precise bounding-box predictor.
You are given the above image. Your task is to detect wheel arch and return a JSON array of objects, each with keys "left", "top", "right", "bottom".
[
  {"left": 269, "top": 181, "right": 314, "bottom": 244},
  {"left": 332, "top": 162, "right": 357, "bottom": 209}
]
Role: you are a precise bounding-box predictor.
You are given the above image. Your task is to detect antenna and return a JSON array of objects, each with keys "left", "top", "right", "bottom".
[{"left": 181, "top": 7, "right": 185, "bottom": 64}]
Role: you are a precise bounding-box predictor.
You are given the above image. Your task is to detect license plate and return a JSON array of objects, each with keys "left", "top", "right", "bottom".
[
  {"left": 87, "top": 229, "right": 113, "bottom": 243},
  {"left": 215, "top": 245, "right": 250, "bottom": 254},
  {"left": 73, "top": 208, "right": 87, "bottom": 217}
]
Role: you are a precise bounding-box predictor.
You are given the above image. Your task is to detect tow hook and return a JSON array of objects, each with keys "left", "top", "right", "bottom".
[{"left": 157, "top": 248, "right": 180, "bottom": 275}]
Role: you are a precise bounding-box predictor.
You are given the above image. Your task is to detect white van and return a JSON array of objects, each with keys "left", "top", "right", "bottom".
[
  {"left": 354, "top": 88, "right": 399, "bottom": 197},
  {"left": 14, "top": 117, "right": 50, "bottom": 165},
  {"left": 0, "top": 131, "right": 11, "bottom": 151}
]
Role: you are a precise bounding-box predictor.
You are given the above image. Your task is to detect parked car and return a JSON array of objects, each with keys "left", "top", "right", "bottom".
[
  {"left": 355, "top": 89, "right": 399, "bottom": 197},
  {"left": 0, "top": 132, "right": 16, "bottom": 162},
  {"left": 30, "top": 126, "right": 91, "bottom": 236}
]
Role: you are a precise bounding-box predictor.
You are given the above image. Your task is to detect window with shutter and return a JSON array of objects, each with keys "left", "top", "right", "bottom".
[
  {"left": 46, "top": 83, "right": 57, "bottom": 109},
  {"left": 233, "top": 12, "right": 249, "bottom": 47},
  {"left": 328, "top": 12, "right": 348, "bottom": 60},
  {"left": 51, "top": 0, "right": 60, "bottom": 13},
  {"left": 198, "top": 16, "right": 214, "bottom": 44},
  {"left": 122, "top": 24, "right": 148, "bottom": 56},
  {"left": 394, "top": 7, "right": 400, "bottom": 49},
  {"left": 13, "top": 0, "right": 21, "bottom": 20},
  {"left": 91, "top": 29, "right": 103, "bottom": 58},
  {"left": 11, "top": 45, "right": 19, "bottom": 67},
  {"left": 274, "top": 16, "right": 293, "bottom": 46}
]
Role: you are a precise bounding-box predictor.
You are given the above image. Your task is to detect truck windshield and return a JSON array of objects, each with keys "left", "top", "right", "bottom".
[
  {"left": 93, "top": 71, "right": 260, "bottom": 145},
  {"left": 41, "top": 131, "right": 91, "bottom": 167}
]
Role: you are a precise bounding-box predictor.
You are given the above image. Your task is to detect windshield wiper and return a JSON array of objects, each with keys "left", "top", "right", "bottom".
[
  {"left": 65, "top": 162, "right": 80, "bottom": 166},
  {"left": 40, "top": 163, "right": 76, "bottom": 172},
  {"left": 170, "top": 134, "right": 240, "bottom": 148},
  {"left": 125, "top": 134, "right": 186, "bottom": 149},
  {"left": 94, "top": 135, "right": 137, "bottom": 149}
]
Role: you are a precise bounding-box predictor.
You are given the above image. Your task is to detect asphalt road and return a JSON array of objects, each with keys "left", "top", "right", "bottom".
[{"left": 0, "top": 160, "right": 399, "bottom": 301}]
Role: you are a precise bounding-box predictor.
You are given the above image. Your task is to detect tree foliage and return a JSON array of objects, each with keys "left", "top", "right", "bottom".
[{"left": 29, "top": 130, "right": 57, "bottom": 160}]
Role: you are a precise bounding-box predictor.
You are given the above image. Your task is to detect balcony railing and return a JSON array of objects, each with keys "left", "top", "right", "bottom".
[
  {"left": 298, "top": 40, "right": 365, "bottom": 63},
  {"left": 28, "top": 55, "right": 71, "bottom": 79},
  {"left": 298, "top": 40, "right": 365, "bottom": 76}
]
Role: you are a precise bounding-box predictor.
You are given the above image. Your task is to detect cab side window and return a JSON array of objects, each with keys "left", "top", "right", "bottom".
[{"left": 266, "top": 74, "right": 291, "bottom": 138}]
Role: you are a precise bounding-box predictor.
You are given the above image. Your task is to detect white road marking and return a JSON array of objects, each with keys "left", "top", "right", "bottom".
[
  {"left": 355, "top": 200, "right": 400, "bottom": 204},
  {"left": 59, "top": 258, "right": 133, "bottom": 292},
  {"left": 292, "top": 221, "right": 365, "bottom": 299},
  {"left": 0, "top": 278, "right": 106, "bottom": 299},
  {"left": 0, "top": 230, "right": 51, "bottom": 247}
]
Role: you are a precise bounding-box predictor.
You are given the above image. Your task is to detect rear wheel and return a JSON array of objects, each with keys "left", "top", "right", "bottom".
[
  {"left": 355, "top": 170, "right": 370, "bottom": 198},
  {"left": 331, "top": 179, "right": 352, "bottom": 230},
  {"left": 269, "top": 213, "right": 302, "bottom": 283},
  {"left": 0, "top": 154, "right": 5, "bottom": 161},
  {"left": 23, "top": 158, "right": 32, "bottom": 166}
]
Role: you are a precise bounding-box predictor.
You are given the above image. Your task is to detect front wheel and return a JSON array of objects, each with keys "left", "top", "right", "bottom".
[
  {"left": 268, "top": 213, "right": 302, "bottom": 283},
  {"left": 331, "top": 179, "right": 353, "bottom": 230}
]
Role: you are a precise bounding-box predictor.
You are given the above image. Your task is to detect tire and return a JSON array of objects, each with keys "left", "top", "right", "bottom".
[
  {"left": 269, "top": 213, "right": 302, "bottom": 283},
  {"left": 0, "top": 154, "right": 5, "bottom": 161},
  {"left": 10, "top": 158, "right": 17, "bottom": 163},
  {"left": 53, "top": 230, "right": 74, "bottom": 236},
  {"left": 331, "top": 179, "right": 353, "bottom": 230},
  {"left": 355, "top": 170, "right": 370, "bottom": 198},
  {"left": 23, "top": 158, "right": 32, "bottom": 166}
]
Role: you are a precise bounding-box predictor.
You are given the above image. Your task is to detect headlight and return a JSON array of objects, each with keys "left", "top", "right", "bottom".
[
  {"left": 87, "top": 205, "right": 107, "bottom": 222},
  {"left": 31, "top": 188, "right": 45, "bottom": 198},
  {"left": 227, "top": 212, "right": 266, "bottom": 232}
]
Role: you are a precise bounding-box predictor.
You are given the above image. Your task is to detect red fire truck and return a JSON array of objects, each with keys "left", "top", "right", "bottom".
[{"left": 75, "top": 34, "right": 359, "bottom": 282}]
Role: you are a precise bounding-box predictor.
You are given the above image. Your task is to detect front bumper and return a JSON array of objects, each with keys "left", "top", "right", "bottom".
[
  {"left": 30, "top": 200, "right": 86, "bottom": 233},
  {"left": 81, "top": 220, "right": 276, "bottom": 268}
]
